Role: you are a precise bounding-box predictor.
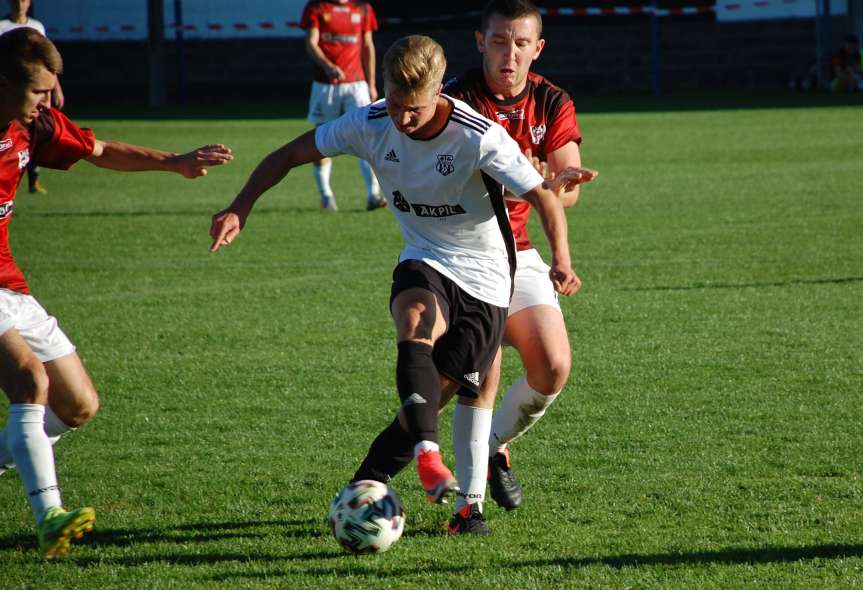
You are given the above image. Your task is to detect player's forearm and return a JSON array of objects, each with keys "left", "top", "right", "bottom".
[
  {"left": 230, "top": 148, "right": 296, "bottom": 216},
  {"left": 86, "top": 140, "right": 180, "bottom": 173},
  {"left": 305, "top": 37, "right": 335, "bottom": 71},
  {"left": 362, "top": 41, "right": 376, "bottom": 87},
  {"left": 525, "top": 188, "right": 571, "bottom": 267}
]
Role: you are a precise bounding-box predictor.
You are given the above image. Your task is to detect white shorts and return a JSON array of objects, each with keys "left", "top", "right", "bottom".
[
  {"left": 307, "top": 80, "right": 372, "bottom": 125},
  {"left": 0, "top": 288, "right": 76, "bottom": 363},
  {"left": 509, "top": 248, "right": 562, "bottom": 316}
]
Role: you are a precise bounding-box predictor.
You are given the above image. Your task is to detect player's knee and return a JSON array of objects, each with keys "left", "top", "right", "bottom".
[
  {"left": 3, "top": 360, "right": 50, "bottom": 403},
  {"left": 528, "top": 350, "right": 571, "bottom": 394},
  {"left": 67, "top": 386, "right": 100, "bottom": 427}
]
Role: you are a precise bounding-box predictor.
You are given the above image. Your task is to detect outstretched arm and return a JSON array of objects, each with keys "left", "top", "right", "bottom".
[
  {"left": 86, "top": 140, "right": 232, "bottom": 178},
  {"left": 209, "top": 129, "right": 323, "bottom": 252},
  {"left": 362, "top": 31, "right": 378, "bottom": 101},
  {"left": 518, "top": 182, "right": 581, "bottom": 296}
]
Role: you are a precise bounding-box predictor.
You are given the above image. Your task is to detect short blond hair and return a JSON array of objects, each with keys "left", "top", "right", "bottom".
[{"left": 383, "top": 35, "right": 447, "bottom": 95}]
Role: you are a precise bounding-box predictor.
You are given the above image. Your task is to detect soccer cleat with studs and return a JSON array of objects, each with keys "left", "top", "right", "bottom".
[
  {"left": 29, "top": 180, "right": 48, "bottom": 195},
  {"left": 366, "top": 193, "right": 387, "bottom": 211},
  {"left": 37, "top": 506, "right": 96, "bottom": 560},
  {"left": 416, "top": 449, "right": 458, "bottom": 504},
  {"left": 488, "top": 448, "right": 523, "bottom": 511},
  {"left": 320, "top": 194, "right": 338, "bottom": 211},
  {"left": 448, "top": 503, "right": 491, "bottom": 536}
]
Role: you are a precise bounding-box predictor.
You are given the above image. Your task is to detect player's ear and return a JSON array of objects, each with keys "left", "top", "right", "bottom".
[
  {"left": 474, "top": 30, "right": 485, "bottom": 52},
  {"left": 533, "top": 38, "right": 546, "bottom": 61}
]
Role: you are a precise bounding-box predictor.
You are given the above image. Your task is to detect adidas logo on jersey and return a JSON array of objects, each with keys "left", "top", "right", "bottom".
[
  {"left": 463, "top": 372, "right": 480, "bottom": 387},
  {"left": 403, "top": 393, "right": 427, "bottom": 406},
  {"left": 385, "top": 149, "right": 400, "bottom": 162}
]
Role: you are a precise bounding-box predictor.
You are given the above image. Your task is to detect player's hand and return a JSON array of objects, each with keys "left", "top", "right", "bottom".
[
  {"left": 549, "top": 263, "right": 581, "bottom": 296},
  {"left": 369, "top": 84, "right": 379, "bottom": 102},
  {"left": 524, "top": 148, "right": 548, "bottom": 178},
  {"left": 325, "top": 64, "right": 346, "bottom": 82},
  {"left": 175, "top": 144, "right": 233, "bottom": 179},
  {"left": 51, "top": 88, "right": 65, "bottom": 110},
  {"left": 543, "top": 166, "right": 598, "bottom": 197},
  {"left": 209, "top": 207, "right": 245, "bottom": 253}
]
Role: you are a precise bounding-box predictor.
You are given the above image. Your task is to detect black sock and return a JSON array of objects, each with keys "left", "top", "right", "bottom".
[
  {"left": 352, "top": 417, "right": 413, "bottom": 483},
  {"left": 395, "top": 340, "right": 440, "bottom": 445}
]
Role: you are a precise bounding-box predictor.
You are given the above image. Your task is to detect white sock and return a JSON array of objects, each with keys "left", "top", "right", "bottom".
[
  {"left": 490, "top": 375, "right": 559, "bottom": 454},
  {"left": 312, "top": 160, "right": 334, "bottom": 198},
  {"left": 453, "top": 404, "right": 492, "bottom": 512},
  {"left": 6, "top": 404, "right": 62, "bottom": 523},
  {"left": 0, "top": 405, "right": 73, "bottom": 466},
  {"left": 358, "top": 159, "right": 380, "bottom": 198},
  {"left": 414, "top": 440, "right": 439, "bottom": 457}
]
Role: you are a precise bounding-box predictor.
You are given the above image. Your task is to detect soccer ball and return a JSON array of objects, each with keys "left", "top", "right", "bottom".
[{"left": 328, "top": 479, "right": 405, "bottom": 554}]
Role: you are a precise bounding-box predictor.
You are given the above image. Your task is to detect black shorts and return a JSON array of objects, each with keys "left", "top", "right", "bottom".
[{"left": 390, "top": 259, "right": 507, "bottom": 397}]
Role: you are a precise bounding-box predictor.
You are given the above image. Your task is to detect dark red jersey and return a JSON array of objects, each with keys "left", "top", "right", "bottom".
[
  {"left": 300, "top": 0, "right": 378, "bottom": 85},
  {"left": 445, "top": 69, "right": 581, "bottom": 251},
  {"left": 0, "top": 108, "right": 95, "bottom": 293}
]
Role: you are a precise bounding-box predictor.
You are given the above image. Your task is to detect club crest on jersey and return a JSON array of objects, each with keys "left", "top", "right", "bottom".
[
  {"left": 0, "top": 201, "right": 14, "bottom": 220},
  {"left": 17, "top": 149, "right": 30, "bottom": 170},
  {"left": 530, "top": 124, "right": 546, "bottom": 145},
  {"left": 496, "top": 109, "right": 525, "bottom": 121},
  {"left": 436, "top": 154, "right": 454, "bottom": 176},
  {"left": 0, "top": 139, "right": 13, "bottom": 152}
]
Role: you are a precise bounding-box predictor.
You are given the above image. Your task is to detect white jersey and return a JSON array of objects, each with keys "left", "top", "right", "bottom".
[
  {"left": 315, "top": 95, "right": 544, "bottom": 308},
  {"left": 0, "top": 17, "right": 46, "bottom": 36}
]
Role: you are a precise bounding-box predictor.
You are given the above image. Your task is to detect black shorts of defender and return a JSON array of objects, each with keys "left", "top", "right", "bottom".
[{"left": 390, "top": 259, "right": 507, "bottom": 397}]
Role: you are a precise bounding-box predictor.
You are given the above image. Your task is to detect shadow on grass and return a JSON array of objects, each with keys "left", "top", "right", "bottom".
[
  {"left": 0, "top": 517, "right": 325, "bottom": 555},
  {"left": 19, "top": 207, "right": 382, "bottom": 219},
  {"left": 623, "top": 276, "right": 863, "bottom": 292},
  {"left": 518, "top": 543, "right": 863, "bottom": 569}
]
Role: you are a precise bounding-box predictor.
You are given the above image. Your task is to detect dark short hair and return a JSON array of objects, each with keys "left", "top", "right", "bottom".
[
  {"left": 481, "top": 0, "right": 543, "bottom": 37},
  {"left": 0, "top": 27, "right": 63, "bottom": 84}
]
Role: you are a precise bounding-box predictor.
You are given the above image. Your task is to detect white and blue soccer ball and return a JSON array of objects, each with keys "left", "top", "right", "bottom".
[{"left": 328, "top": 479, "right": 405, "bottom": 554}]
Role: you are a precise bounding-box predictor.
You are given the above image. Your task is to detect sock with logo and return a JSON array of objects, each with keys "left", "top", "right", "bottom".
[
  {"left": 0, "top": 405, "right": 71, "bottom": 468},
  {"left": 352, "top": 416, "right": 413, "bottom": 483},
  {"left": 5, "top": 404, "right": 62, "bottom": 524},
  {"left": 358, "top": 159, "right": 380, "bottom": 198},
  {"left": 312, "top": 160, "right": 334, "bottom": 199},
  {"left": 396, "top": 341, "right": 440, "bottom": 445},
  {"left": 453, "top": 403, "right": 492, "bottom": 512},
  {"left": 490, "top": 375, "right": 559, "bottom": 454}
]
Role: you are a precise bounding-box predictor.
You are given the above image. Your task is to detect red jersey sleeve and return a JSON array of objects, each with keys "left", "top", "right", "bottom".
[
  {"left": 30, "top": 108, "right": 95, "bottom": 170},
  {"left": 363, "top": 3, "right": 378, "bottom": 33},
  {"left": 544, "top": 99, "right": 581, "bottom": 153},
  {"left": 300, "top": 2, "right": 320, "bottom": 30}
]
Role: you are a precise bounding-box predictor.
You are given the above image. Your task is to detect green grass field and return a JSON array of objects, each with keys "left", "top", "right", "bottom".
[{"left": 1, "top": 99, "right": 861, "bottom": 588}]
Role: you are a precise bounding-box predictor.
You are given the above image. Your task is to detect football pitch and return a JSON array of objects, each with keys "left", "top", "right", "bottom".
[{"left": 1, "top": 99, "right": 861, "bottom": 588}]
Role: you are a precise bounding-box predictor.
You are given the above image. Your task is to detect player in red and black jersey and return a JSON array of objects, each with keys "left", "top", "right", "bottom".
[
  {"left": 442, "top": 0, "right": 597, "bottom": 532},
  {"left": 0, "top": 28, "right": 232, "bottom": 558},
  {"left": 300, "top": 0, "right": 385, "bottom": 211}
]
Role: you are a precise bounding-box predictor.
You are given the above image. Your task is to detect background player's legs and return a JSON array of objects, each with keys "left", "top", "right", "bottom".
[
  {"left": 487, "top": 305, "right": 570, "bottom": 510},
  {"left": 492, "top": 305, "right": 570, "bottom": 452},
  {"left": 311, "top": 157, "right": 336, "bottom": 211},
  {"left": 27, "top": 162, "right": 46, "bottom": 194},
  {"left": 341, "top": 83, "right": 384, "bottom": 210},
  {"left": 358, "top": 159, "right": 384, "bottom": 210},
  {"left": 0, "top": 353, "right": 100, "bottom": 470},
  {"left": 0, "top": 329, "right": 62, "bottom": 522}
]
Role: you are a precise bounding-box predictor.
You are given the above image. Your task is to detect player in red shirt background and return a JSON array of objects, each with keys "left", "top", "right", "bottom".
[
  {"left": 0, "top": 28, "right": 232, "bottom": 558},
  {"left": 301, "top": 0, "right": 385, "bottom": 211},
  {"left": 442, "top": 0, "right": 596, "bottom": 533}
]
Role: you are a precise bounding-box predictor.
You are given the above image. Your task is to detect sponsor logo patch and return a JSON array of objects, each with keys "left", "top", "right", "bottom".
[
  {"left": 392, "top": 190, "right": 410, "bottom": 212},
  {"left": 496, "top": 109, "right": 525, "bottom": 121},
  {"left": 0, "top": 139, "right": 13, "bottom": 152},
  {"left": 410, "top": 203, "right": 466, "bottom": 218}
]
